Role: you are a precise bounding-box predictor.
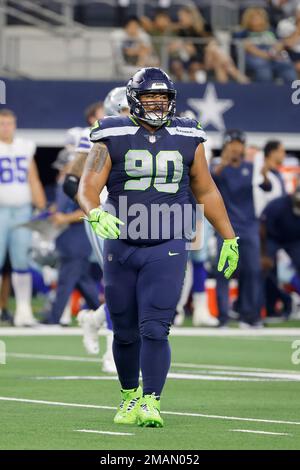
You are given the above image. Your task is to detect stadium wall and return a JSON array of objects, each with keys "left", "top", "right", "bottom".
[{"left": 1, "top": 79, "right": 300, "bottom": 149}]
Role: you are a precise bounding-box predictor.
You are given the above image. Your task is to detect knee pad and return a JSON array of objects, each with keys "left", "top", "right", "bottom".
[
  {"left": 113, "top": 328, "right": 140, "bottom": 345},
  {"left": 140, "top": 320, "right": 170, "bottom": 341}
]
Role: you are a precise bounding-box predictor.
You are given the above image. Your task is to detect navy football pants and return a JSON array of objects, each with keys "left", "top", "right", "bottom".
[
  {"left": 103, "top": 238, "right": 188, "bottom": 397},
  {"left": 49, "top": 257, "right": 99, "bottom": 324}
]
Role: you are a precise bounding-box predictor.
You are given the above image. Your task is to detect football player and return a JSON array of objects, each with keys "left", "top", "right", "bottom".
[
  {"left": 0, "top": 109, "right": 46, "bottom": 326},
  {"left": 63, "top": 87, "right": 129, "bottom": 373},
  {"left": 78, "top": 68, "right": 239, "bottom": 427}
]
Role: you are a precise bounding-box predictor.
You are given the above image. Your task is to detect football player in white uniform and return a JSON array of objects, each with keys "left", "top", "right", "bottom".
[
  {"left": 63, "top": 88, "right": 129, "bottom": 372},
  {"left": 0, "top": 109, "right": 46, "bottom": 326}
]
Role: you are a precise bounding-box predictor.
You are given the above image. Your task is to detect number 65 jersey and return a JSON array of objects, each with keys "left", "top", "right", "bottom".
[
  {"left": 0, "top": 137, "right": 36, "bottom": 207},
  {"left": 90, "top": 115, "right": 207, "bottom": 245}
]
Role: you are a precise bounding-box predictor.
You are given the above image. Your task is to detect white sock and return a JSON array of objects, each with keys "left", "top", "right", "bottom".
[
  {"left": 60, "top": 300, "right": 72, "bottom": 325},
  {"left": 106, "top": 330, "right": 113, "bottom": 353},
  {"left": 93, "top": 304, "right": 106, "bottom": 329},
  {"left": 176, "top": 260, "right": 193, "bottom": 311},
  {"left": 193, "top": 292, "right": 209, "bottom": 311},
  {"left": 12, "top": 272, "right": 33, "bottom": 318},
  {"left": 192, "top": 291, "right": 218, "bottom": 326}
]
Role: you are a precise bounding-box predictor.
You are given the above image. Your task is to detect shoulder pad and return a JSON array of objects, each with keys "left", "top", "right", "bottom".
[
  {"left": 172, "top": 117, "right": 204, "bottom": 129},
  {"left": 90, "top": 116, "right": 139, "bottom": 142},
  {"left": 166, "top": 117, "right": 207, "bottom": 141}
]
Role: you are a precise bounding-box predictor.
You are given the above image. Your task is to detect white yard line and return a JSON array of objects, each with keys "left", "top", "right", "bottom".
[
  {"left": 1, "top": 326, "right": 300, "bottom": 337},
  {"left": 75, "top": 429, "right": 134, "bottom": 436},
  {"left": 1, "top": 396, "right": 300, "bottom": 427},
  {"left": 7, "top": 353, "right": 300, "bottom": 381},
  {"left": 7, "top": 353, "right": 102, "bottom": 363},
  {"left": 34, "top": 376, "right": 119, "bottom": 381},
  {"left": 7, "top": 352, "right": 300, "bottom": 376},
  {"left": 227, "top": 336, "right": 300, "bottom": 343},
  {"left": 0, "top": 397, "right": 116, "bottom": 410},
  {"left": 173, "top": 370, "right": 300, "bottom": 381},
  {"left": 230, "top": 429, "right": 292, "bottom": 437},
  {"left": 32, "top": 374, "right": 270, "bottom": 382},
  {"left": 172, "top": 362, "right": 300, "bottom": 374}
]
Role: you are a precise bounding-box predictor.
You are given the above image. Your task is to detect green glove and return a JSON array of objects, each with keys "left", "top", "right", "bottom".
[
  {"left": 86, "top": 208, "right": 124, "bottom": 239},
  {"left": 217, "top": 237, "right": 239, "bottom": 280}
]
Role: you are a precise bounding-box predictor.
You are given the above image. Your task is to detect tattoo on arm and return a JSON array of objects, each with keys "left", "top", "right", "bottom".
[
  {"left": 85, "top": 143, "right": 109, "bottom": 173},
  {"left": 70, "top": 152, "right": 88, "bottom": 177}
]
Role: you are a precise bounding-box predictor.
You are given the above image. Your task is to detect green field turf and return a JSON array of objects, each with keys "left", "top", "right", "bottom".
[{"left": 1, "top": 332, "right": 300, "bottom": 450}]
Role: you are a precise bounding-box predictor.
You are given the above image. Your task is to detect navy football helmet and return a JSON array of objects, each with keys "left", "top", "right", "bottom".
[{"left": 126, "top": 67, "right": 176, "bottom": 127}]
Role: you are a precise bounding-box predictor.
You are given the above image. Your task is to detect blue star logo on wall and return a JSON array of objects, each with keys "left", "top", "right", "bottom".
[{"left": 187, "top": 84, "right": 234, "bottom": 131}]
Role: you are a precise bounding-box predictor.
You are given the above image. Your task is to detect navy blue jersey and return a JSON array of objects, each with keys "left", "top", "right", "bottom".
[
  {"left": 90, "top": 115, "right": 206, "bottom": 245},
  {"left": 211, "top": 161, "right": 258, "bottom": 238},
  {"left": 55, "top": 183, "right": 91, "bottom": 258},
  {"left": 261, "top": 195, "right": 300, "bottom": 244}
]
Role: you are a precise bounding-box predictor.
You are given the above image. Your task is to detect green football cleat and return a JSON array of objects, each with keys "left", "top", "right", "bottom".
[
  {"left": 137, "top": 394, "right": 164, "bottom": 428},
  {"left": 113, "top": 386, "right": 142, "bottom": 425}
]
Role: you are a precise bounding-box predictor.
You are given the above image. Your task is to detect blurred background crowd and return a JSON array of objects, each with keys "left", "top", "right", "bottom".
[{"left": 1, "top": 0, "right": 300, "bottom": 82}]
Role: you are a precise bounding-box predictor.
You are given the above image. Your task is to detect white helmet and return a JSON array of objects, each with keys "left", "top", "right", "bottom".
[{"left": 103, "top": 86, "right": 129, "bottom": 116}]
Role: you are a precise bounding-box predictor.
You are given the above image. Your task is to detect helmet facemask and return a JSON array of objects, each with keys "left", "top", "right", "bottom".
[{"left": 128, "top": 89, "right": 176, "bottom": 127}]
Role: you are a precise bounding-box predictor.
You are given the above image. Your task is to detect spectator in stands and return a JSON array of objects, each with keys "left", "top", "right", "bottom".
[
  {"left": 277, "top": 5, "right": 300, "bottom": 77},
  {"left": 268, "top": 0, "right": 300, "bottom": 28},
  {"left": 170, "top": 5, "right": 248, "bottom": 83},
  {"left": 236, "top": 7, "right": 297, "bottom": 82},
  {"left": 211, "top": 130, "right": 272, "bottom": 328},
  {"left": 112, "top": 16, "right": 158, "bottom": 79},
  {"left": 140, "top": 10, "right": 176, "bottom": 64}
]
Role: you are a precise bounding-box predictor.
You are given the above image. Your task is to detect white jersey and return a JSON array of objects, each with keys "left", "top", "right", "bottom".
[
  {"left": 75, "top": 127, "right": 108, "bottom": 204},
  {"left": 65, "top": 126, "right": 84, "bottom": 148},
  {"left": 75, "top": 127, "right": 91, "bottom": 153},
  {"left": 252, "top": 150, "right": 286, "bottom": 217},
  {"left": 0, "top": 137, "right": 36, "bottom": 207}
]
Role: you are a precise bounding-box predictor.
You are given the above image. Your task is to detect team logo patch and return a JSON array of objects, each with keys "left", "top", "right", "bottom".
[
  {"left": 175, "top": 127, "right": 193, "bottom": 135},
  {"left": 168, "top": 251, "right": 180, "bottom": 256},
  {"left": 149, "top": 135, "right": 156, "bottom": 144},
  {"left": 242, "top": 168, "right": 250, "bottom": 176},
  {"left": 151, "top": 82, "right": 167, "bottom": 89}
]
